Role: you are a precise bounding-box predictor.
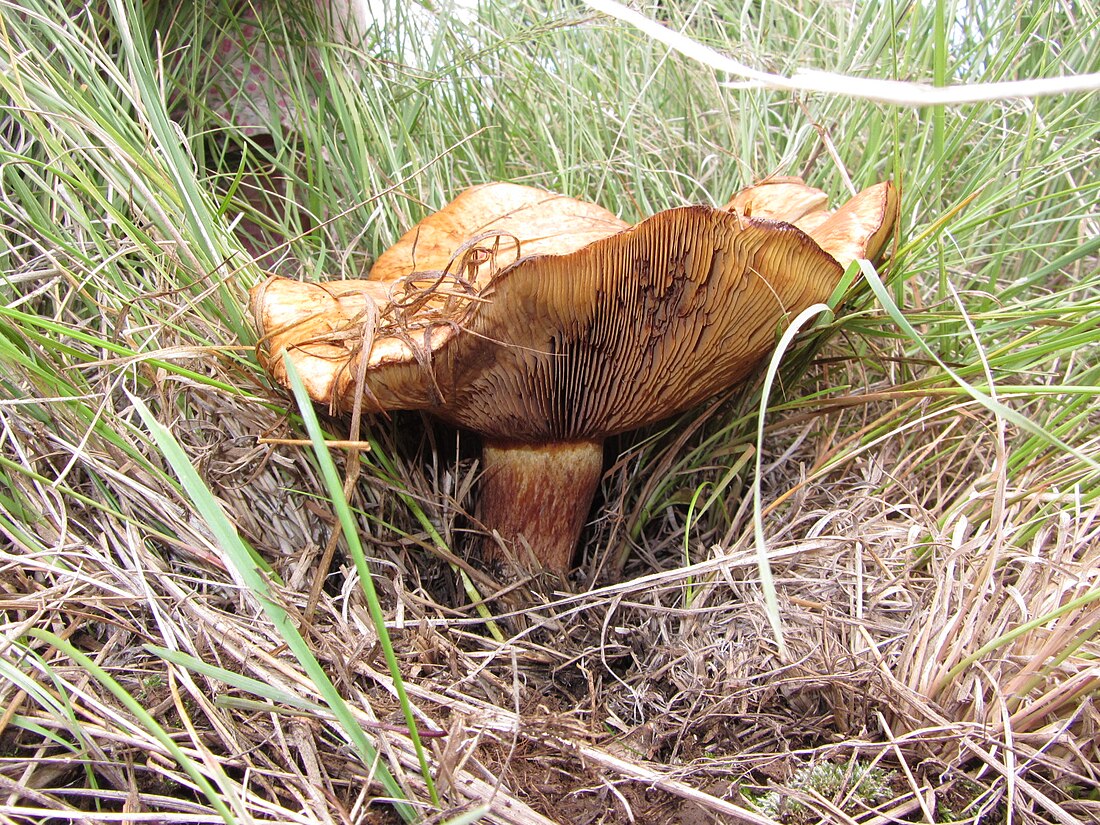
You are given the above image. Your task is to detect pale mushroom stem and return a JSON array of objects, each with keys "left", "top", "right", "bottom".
[{"left": 478, "top": 439, "right": 604, "bottom": 578}]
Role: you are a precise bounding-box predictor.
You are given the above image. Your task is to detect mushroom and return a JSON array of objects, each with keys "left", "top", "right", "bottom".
[{"left": 251, "top": 178, "right": 899, "bottom": 579}]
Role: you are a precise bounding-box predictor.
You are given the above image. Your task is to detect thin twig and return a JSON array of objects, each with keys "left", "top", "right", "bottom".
[{"left": 585, "top": 0, "right": 1100, "bottom": 105}]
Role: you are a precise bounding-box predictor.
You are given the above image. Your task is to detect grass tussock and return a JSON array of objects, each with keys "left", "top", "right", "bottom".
[{"left": 1, "top": 0, "right": 1099, "bottom": 823}]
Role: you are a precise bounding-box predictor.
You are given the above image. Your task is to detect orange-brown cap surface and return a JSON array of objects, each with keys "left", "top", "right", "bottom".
[{"left": 252, "top": 194, "right": 860, "bottom": 440}]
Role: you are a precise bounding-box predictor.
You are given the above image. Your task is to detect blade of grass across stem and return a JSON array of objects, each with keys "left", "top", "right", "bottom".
[
  {"left": 281, "top": 355, "right": 440, "bottom": 810},
  {"left": 131, "top": 395, "right": 419, "bottom": 822}
]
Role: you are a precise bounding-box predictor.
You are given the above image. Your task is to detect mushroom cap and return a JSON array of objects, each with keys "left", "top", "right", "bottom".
[
  {"left": 725, "top": 177, "right": 899, "bottom": 270},
  {"left": 798, "top": 181, "right": 899, "bottom": 269},
  {"left": 723, "top": 176, "right": 830, "bottom": 223},
  {"left": 370, "top": 182, "right": 628, "bottom": 285},
  {"left": 252, "top": 179, "right": 898, "bottom": 441}
]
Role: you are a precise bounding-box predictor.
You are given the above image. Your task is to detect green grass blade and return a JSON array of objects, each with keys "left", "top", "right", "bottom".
[
  {"left": 23, "top": 628, "right": 242, "bottom": 824},
  {"left": 753, "top": 302, "right": 836, "bottom": 660},
  {"left": 146, "top": 645, "right": 325, "bottom": 713},
  {"left": 281, "top": 354, "right": 440, "bottom": 809},
  {"left": 860, "top": 260, "right": 1099, "bottom": 470},
  {"left": 130, "top": 395, "right": 418, "bottom": 822}
]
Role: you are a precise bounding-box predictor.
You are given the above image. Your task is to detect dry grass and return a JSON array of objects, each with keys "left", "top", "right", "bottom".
[{"left": 5, "top": 310, "right": 1098, "bottom": 822}]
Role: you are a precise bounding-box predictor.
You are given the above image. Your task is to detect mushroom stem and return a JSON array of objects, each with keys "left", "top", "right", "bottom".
[{"left": 479, "top": 439, "right": 604, "bottom": 578}]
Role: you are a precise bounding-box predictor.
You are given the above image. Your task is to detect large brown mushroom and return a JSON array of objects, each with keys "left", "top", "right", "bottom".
[{"left": 251, "top": 178, "right": 899, "bottom": 579}]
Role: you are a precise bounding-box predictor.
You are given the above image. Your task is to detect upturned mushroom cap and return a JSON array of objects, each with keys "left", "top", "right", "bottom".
[
  {"left": 251, "top": 178, "right": 899, "bottom": 577},
  {"left": 253, "top": 200, "right": 854, "bottom": 440}
]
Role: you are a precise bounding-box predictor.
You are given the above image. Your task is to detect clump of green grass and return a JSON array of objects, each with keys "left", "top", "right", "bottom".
[{"left": 1, "top": 0, "right": 1099, "bottom": 823}]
